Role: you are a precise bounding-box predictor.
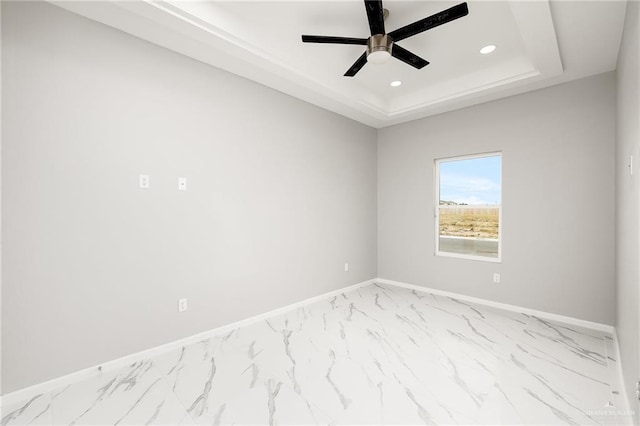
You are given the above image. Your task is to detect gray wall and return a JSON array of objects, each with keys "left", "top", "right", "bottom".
[
  {"left": 378, "top": 72, "right": 616, "bottom": 325},
  {"left": 615, "top": 0, "right": 639, "bottom": 420},
  {"left": 0, "top": 0, "right": 629, "bottom": 400},
  {"left": 1, "top": 1, "right": 377, "bottom": 394}
]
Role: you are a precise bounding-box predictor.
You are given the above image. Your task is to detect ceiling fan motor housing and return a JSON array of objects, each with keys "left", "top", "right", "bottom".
[{"left": 367, "top": 34, "right": 393, "bottom": 62}]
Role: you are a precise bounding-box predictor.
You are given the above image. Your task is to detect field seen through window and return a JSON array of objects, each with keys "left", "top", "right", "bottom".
[{"left": 438, "top": 206, "right": 499, "bottom": 240}]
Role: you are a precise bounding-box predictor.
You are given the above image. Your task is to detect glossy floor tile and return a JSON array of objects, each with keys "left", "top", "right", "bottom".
[{"left": 2, "top": 283, "right": 627, "bottom": 425}]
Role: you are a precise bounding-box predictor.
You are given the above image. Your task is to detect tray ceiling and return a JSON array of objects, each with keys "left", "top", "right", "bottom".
[{"left": 51, "top": 0, "right": 627, "bottom": 128}]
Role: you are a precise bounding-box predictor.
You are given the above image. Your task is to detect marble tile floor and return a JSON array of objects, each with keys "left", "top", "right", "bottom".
[{"left": 2, "top": 283, "right": 628, "bottom": 425}]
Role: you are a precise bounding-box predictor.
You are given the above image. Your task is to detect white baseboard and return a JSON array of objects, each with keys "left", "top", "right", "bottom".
[
  {"left": 376, "top": 279, "right": 637, "bottom": 418},
  {"left": 612, "top": 329, "right": 635, "bottom": 426},
  {"left": 0, "top": 278, "right": 375, "bottom": 408},
  {"left": 375, "top": 278, "right": 615, "bottom": 334},
  {"left": 0, "top": 277, "right": 622, "bottom": 410}
]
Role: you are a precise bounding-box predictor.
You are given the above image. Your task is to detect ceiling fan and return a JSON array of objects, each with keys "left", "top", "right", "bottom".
[{"left": 301, "top": 1, "right": 469, "bottom": 77}]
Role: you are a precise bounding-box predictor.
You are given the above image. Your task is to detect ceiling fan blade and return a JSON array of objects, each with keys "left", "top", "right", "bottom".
[
  {"left": 301, "top": 35, "right": 368, "bottom": 45},
  {"left": 364, "top": 0, "right": 385, "bottom": 35},
  {"left": 344, "top": 52, "right": 368, "bottom": 77},
  {"left": 392, "top": 44, "right": 429, "bottom": 69},
  {"left": 388, "top": 2, "right": 468, "bottom": 42}
]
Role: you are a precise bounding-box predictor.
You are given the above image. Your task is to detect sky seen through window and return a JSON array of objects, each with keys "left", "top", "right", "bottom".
[{"left": 439, "top": 155, "right": 501, "bottom": 206}]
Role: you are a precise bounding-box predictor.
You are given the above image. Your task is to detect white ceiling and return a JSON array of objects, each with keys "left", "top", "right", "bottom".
[{"left": 52, "top": 0, "right": 628, "bottom": 128}]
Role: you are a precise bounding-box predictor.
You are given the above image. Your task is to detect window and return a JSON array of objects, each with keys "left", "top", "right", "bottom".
[{"left": 435, "top": 153, "right": 502, "bottom": 262}]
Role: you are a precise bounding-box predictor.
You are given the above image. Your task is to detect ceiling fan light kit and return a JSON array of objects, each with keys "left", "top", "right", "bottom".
[
  {"left": 301, "top": 0, "right": 469, "bottom": 77},
  {"left": 367, "top": 34, "right": 393, "bottom": 63}
]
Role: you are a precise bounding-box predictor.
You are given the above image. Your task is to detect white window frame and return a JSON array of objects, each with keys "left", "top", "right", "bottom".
[{"left": 434, "top": 152, "right": 502, "bottom": 263}]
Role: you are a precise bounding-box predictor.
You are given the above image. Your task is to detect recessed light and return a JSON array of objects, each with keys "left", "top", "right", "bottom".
[
  {"left": 390, "top": 80, "right": 402, "bottom": 87},
  {"left": 480, "top": 44, "right": 496, "bottom": 55}
]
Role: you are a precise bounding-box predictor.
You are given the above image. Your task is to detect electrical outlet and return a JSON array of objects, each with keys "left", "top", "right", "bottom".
[
  {"left": 629, "top": 155, "right": 634, "bottom": 176},
  {"left": 139, "top": 174, "right": 149, "bottom": 189},
  {"left": 344, "top": 263, "right": 349, "bottom": 272},
  {"left": 493, "top": 273, "right": 501, "bottom": 283},
  {"left": 178, "top": 177, "right": 187, "bottom": 191},
  {"left": 178, "top": 298, "right": 188, "bottom": 312}
]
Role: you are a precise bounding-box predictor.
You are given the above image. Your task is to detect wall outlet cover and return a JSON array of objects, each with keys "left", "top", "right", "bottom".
[{"left": 178, "top": 298, "right": 188, "bottom": 312}]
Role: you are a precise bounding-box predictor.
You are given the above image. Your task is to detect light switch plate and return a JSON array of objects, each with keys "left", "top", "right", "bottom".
[{"left": 178, "top": 177, "right": 187, "bottom": 191}]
